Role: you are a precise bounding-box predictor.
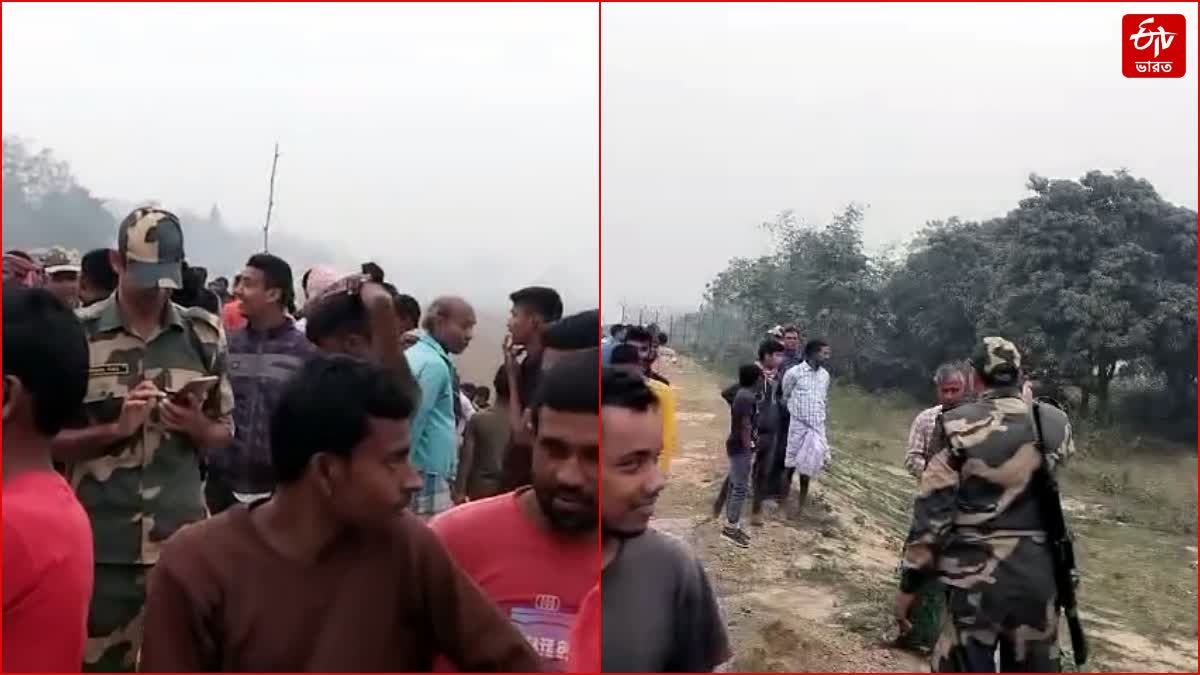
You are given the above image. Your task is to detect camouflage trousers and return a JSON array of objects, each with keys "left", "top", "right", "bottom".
[
  {"left": 83, "top": 564, "right": 148, "bottom": 673},
  {"left": 931, "top": 588, "right": 1060, "bottom": 673}
]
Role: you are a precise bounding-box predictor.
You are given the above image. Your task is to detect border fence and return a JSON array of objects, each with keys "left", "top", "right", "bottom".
[{"left": 615, "top": 304, "right": 763, "bottom": 378}]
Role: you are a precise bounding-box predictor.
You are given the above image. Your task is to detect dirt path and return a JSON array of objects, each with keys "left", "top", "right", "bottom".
[
  {"left": 649, "top": 357, "right": 1198, "bottom": 673},
  {"left": 650, "top": 358, "right": 927, "bottom": 672}
]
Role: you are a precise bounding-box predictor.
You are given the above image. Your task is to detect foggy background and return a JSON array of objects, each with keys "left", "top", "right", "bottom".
[
  {"left": 2, "top": 2, "right": 599, "bottom": 314},
  {"left": 601, "top": 2, "right": 1199, "bottom": 317}
]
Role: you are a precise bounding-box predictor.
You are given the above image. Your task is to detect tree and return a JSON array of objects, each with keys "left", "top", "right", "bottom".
[
  {"left": 696, "top": 169, "right": 1196, "bottom": 440},
  {"left": 2, "top": 137, "right": 115, "bottom": 250},
  {"left": 992, "top": 172, "right": 1191, "bottom": 420}
]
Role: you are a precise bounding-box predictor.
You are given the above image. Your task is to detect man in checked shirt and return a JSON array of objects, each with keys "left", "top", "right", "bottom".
[
  {"left": 897, "top": 362, "right": 968, "bottom": 652},
  {"left": 903, "top": 363, "right": 969, "bottom": 477}
]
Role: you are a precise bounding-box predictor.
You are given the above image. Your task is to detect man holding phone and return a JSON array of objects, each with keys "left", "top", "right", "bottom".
[{"left": 52, "top": 207, "right": 234, "bottom": 672}]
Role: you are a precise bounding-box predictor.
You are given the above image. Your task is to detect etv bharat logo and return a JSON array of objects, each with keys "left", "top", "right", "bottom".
[{"left": 1123, "top": 14, "right": 1186, "bottom": 78}]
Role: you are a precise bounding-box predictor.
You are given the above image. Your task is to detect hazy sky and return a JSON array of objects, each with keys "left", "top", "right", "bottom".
[
  {"left": 3, "top": 2, "right": 598, "bottom": 310},
  {"left": 602, "top": 2, "right": 1199, "bottom": 315}
]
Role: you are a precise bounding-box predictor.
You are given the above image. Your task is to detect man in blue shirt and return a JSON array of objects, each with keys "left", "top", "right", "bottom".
[
  {"left": 601, "top": 323, "right": 626, "bottom": 366},
  {"left": 407, "top": 296, "right": 476, "bottom": 517}
]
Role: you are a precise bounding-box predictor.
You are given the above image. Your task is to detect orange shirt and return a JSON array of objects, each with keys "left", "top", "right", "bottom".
[{"left": 221, "top": 299, "right": 247, "bottom": 332}]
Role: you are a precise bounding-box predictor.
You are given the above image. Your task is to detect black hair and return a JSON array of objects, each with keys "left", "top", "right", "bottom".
[
  {"left": 509, "top": 286, "right": 564, "bottom": 323},
  {"left": 657, "top": 332, "right": 669, "bottom": 346},
  {"left": 492, "top": 364, "right": 510, "bottom": 400},
  {"left": 545, "top": 309, "right": 600, "bottom": 350},
  {"left": 609, "top": 324, "right": 624, "bottom": 338},
  {"left": 246, "top": 253, "right": 297, "bottom": 314},
  {"left": 758, "top": 339, "right": 785, "bottom": 361},
  {"left": 738, "top": 363, "right": 762, "bottom": 388},
  {"left": 623, "top": 325, "right": 653, "bottom": 344},
  {"left": 782, "top": 325, "right": 800, "bottom": 337},
  {"left": 174, "top": 262, "right": 220, "bottom": 313},
  {"left": 305, "top": 293, "right": 369, "bottom": 343},
  {"left": 270, "top": 354, "right": 417, "bottom": 484},
  {"left": 6, "top": 250, "right": 33, "bottom": 261},
  {"left": 3, "top": 287, "right": 89, "bottom": 436},
  {"left": 804, "top": 339, "right": 829, "bottom": 359},
  {"left": 301, "top": 268, "right": 313, "bottom": 293},
  {"left": 213, "top": 276, "right": 229, "bottom": 286},
  {"left": 601, "top": 367, "right": 658, "bottom": 412},
  {"left": 394, "top": 293, "right": 421, "bottom": 325},
  {"left": 474, "top": 385, "right": 491, "bottom": 403},
  {"left": 530, "top": 348, "right": 599, "bottom": 429},
  {"left": 611, "top": 343, "right": 641, "bottom": 366},
  {"left": 361, "top": 262, "right": 385, "bottom": 284},
  {"left": 81, "top": 248, "right": 118, "bottom": 293},
  {"left": 189, "top": 264, "right": 209, "bottom": 286},
  {"left": 461, "top": 383, "right": 478, "bottom": 398}
]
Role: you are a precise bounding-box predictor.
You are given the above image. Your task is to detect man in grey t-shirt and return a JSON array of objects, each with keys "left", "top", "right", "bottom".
[{"left": 600, "top": 368, "right": 731, "bottom": 672}]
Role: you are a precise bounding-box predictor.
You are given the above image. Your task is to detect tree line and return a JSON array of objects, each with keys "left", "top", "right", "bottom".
[
  {"left": 2, "top": 137, "right": 338, "bottom": 279},
  {"left": 698, "top": 170, "right": 1197, "bottom": 441}
]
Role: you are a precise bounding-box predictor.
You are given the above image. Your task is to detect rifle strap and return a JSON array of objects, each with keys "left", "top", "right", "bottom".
[{"left": 1029, "top": 400, "right": 1047, "bottom": 456}]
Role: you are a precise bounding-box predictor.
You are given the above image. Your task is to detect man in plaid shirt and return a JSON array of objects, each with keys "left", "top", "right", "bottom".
[
  {"left": 897, "top": 362, "right": 968, "bottom": 652},
  {"left": 781, "top": 339, "right": 833, "bottom": 514},
  {"left": 904, "top": 364, "right": 969, "bottom": 477}
]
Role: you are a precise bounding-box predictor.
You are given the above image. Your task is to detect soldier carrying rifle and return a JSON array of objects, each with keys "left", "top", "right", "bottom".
[{"left": 894, "top": 337, "right": 1087, "bottom": 672}]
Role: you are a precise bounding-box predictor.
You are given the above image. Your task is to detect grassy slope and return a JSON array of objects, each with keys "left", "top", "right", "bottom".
[
  {"left": 824, "top": 384, "right": 1199, "bottom": 672},
  {"left": 664, "top": 356, "right": 1197, "bottom": 672}
]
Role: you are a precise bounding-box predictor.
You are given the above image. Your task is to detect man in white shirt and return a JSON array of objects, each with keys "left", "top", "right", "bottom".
[{"left": 780, "top": 339, "right": 832, "bottom": 515}]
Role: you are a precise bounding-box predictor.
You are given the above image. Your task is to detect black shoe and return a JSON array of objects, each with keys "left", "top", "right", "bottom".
[{"left": 721, "top": 525, "right": 751, "bottom": 548}]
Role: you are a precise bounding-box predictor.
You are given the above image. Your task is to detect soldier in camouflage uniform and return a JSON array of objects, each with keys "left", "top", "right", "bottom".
[
  {"left": 895, "top": 337, "right": 1075, "bottom": 673},
  {"left": 38, "top": 245, "right": 83, "bottom": 308},
  {"left": 51, "top": 208, "right": 234, "bottom": 672}
]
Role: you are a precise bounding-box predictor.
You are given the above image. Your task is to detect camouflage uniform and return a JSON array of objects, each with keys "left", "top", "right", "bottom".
[
  {"left": 900, "top": 337, "right": 1075, "bottom": 673},
  {"left": 69, "top": 209, "right": 234, "bottom": 672}
]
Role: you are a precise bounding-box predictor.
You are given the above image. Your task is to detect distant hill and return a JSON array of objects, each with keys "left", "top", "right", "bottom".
[{"left": 4, "top": 137, "right": 596, "bottom": 316}]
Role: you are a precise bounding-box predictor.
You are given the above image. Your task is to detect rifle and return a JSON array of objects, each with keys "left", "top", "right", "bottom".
[{"left": 1030, "top": 399, "right": 1088, "bottom": 666}]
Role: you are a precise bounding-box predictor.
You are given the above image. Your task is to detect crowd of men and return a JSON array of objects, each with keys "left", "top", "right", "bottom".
[
  {"left": 710, "top": 327, "right": 832, "bottom": 547},
  {"left": 2, "top": 206, "right": 603, "bottom": 673}
]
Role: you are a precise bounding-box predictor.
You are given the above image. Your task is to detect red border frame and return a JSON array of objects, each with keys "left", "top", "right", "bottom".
[{"left": 2, "top": 3, "right": 1198, "bottom": 675}]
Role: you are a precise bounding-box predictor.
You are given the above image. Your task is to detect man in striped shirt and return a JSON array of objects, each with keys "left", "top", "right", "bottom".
[
  {"left": 903, "top": 363, "right": 968, "bottom": 477},
  {"left": 897, "top": 362, "right": 968, "bottom": 652},
  {"left": 208, "top": 254, "right": 318, "bottom": 514}
]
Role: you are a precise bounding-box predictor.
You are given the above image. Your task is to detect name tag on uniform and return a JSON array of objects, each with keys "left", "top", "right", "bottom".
[{"left": 88, "top": 364, "right": 131, "bottom": 378}]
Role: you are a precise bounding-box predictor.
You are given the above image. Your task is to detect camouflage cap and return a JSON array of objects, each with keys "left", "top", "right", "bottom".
[
  {"left": 970, "top": 336, "right": 1022, "bottom": 385},
  {"left": 39, "top": 246, "right": 81, "bottom": 275},
  {"left": 117, "top": 208, "right": 185, "bottom": 290}
]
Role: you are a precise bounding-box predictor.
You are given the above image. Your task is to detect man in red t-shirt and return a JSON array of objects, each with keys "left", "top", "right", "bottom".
[
  {"left": 431, "top": 348, "right": 599, "bottom": 671},
  {"left": 567, "top": 584, "right": 600, "bottom": 673},
  {"left": 2, "top": 287, "right": 95, "bottom": 672}
]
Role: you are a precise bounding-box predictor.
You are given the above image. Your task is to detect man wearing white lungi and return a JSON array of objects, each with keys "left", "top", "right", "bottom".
[{"left": 781, "top": 339, "right": 832, "bottom": 514}]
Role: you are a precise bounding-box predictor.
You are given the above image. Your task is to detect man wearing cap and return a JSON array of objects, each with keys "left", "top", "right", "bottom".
[
  {"left": 894, "top": 337, "right": 1075, "bottom": 672},
  {"left": 3, "top": 250, "right": 43, "bottom": 288},
  {"left": 52, "top": 207, "right": 234, "bottom": 672},
  {"left": 40, "top": 246, "right": 83, "bottom": 308}
]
